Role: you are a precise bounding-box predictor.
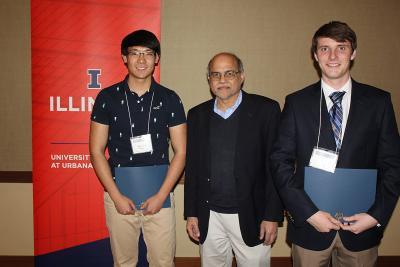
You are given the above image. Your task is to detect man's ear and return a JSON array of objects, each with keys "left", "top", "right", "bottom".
[
  {"left": 350, "top": 49, "right": 357, "bottom": 61},
  {"left": 239, "top": 71, "right": 245, "bottom": 84},
  {"left": 313, "top": 52, "right": 319, "bottom": 62},
  {"left": 122, "top": 54, "right": 128, "bottom": 64}
]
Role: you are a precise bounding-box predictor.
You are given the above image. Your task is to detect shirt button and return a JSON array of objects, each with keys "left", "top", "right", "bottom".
[
  {"left": 207, "top": 178, "right": 210, "bottom": 182},
  {"left": 206, "top": 200, "right": 209, "bottom": 203}
]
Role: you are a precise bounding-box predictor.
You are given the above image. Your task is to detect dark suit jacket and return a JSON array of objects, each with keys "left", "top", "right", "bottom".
[
  {"left": 271, "top": 80, "right": 400, "bottom": 251},
  {"left": 184, "top": 91, "right": 283, "bottom": 246}
]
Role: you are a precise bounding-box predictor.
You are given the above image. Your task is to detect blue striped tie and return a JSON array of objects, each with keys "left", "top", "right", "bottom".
[{"left": 329, "top": 91, "right": 346, "bottom": 149}]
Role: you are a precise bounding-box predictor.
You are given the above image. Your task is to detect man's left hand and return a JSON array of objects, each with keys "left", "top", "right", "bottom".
[
  {"left": 141, "top": 194, "right": 165, "bottom": 215},
  {"left": 340, "top": 213, "right": 378, "bottom": 234},
  {"left": 259, "top": 221, "right": 278, "bottom": 245}
]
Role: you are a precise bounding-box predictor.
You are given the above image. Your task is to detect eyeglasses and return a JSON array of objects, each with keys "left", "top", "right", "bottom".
[
  {"left": 208, "top": 70, "right": 241, "bottom": 81},
  {"left": 127, "top": 50, "right": 156, "bottom": 59}
]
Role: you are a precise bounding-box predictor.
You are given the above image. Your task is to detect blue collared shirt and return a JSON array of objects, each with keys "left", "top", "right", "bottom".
[
  {"left": 91, "top": 77, "right": 186, "bottom": 173},
  {"left": 213, "top": 91, "right": 243, "bottom": 119}
]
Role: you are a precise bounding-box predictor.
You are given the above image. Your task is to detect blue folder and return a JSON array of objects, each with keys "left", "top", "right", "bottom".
[
  {"left": 304, "top": 167, "right": 377, "bottom": 217},
  {"left": 115, "top": 164, "right": 170, "bottom": 210}
]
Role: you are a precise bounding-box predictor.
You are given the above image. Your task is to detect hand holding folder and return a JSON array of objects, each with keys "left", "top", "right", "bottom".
[
  {"left": 307, "top": 211, "right": 341, "bottom": 232},
  {"left": 340, "top": 213, "right": 379, "bottom": 234},
  {"left": 113, "top": 194, "right": 136, "bottom": 215},
  {"left": 140, "top": 193, "right": 169, "bottom": 215}
]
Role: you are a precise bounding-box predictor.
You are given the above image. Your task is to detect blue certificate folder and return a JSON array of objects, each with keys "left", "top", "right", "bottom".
[
  {"left": 304, "top": 167, "right": 377, "bottom": 217},
  {"left": 115, "top": 165, "right": 170, "bottom": 209}
]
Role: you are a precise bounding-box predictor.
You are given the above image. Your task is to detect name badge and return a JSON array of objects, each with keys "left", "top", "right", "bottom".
[
  {"left": 309, "top": 147, "right": 338, "bottom": 173},
  {"left": 130, "top": 134, "right": 153, "bottom": 154}
]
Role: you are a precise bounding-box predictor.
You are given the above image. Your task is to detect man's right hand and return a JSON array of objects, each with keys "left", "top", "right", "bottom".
[
  {"left": 307, "top": 211, "right": 341, "bottom": 232},
  {"left": 113, "top": 194, "right": 136, "bottom": 215},
  {"left": 186, "top": 217, "right": 200, "bottom": 241}
]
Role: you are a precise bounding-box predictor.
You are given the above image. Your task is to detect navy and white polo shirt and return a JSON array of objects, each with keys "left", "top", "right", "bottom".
[{"left": 91, "top": 76, "right": 186, "bottom": 173}]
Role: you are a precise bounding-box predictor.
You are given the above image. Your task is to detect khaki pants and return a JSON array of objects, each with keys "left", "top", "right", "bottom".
[
  {"left": 104, "top": 192, "right": 176, "bottom": 267},
  {"left": 200, "top": 210, "right": 271, "bottom": 267},
  {"left": 292, "top": 232, "right": 377, "bottom": 267}
]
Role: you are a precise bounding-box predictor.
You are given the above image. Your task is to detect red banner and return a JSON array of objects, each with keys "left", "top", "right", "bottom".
[{"left": 32, "top": 0, "right": 160, "bottom": 256}]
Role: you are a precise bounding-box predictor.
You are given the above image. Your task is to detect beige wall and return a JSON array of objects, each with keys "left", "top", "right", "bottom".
[
  {"left": 0, "top": 0, "right": 33, "bottom": 256},
  {"left": 1, "top": 0, "right": 399, "bottom": 257}
]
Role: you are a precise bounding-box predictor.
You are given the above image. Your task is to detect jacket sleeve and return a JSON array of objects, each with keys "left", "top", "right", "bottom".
[
  {"left": 263, "top": 101, "right": 284, "bottom": 222},
  {"left": 367, "top": 93, "right": 400, "bottom": 228},
  {"left": 184, "top": 108, "right": 198, "bottom": 218},
  {"left": 270, "top": 96, "right": 319, "bottom": 226}
]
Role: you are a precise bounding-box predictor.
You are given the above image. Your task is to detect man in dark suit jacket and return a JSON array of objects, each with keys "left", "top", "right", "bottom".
[
  {"left": 271, "top": 21, "right": 400, "bottom": 267},
  {"left": 184, "top": 52, "right": 283, "bottom": 267}
]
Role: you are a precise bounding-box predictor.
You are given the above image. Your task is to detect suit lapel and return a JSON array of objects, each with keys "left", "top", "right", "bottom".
[
  {"left": 233, "top": 92, "right": 254, "bottom": 169},
  {"left": 338, "top": 80, "right": 367, "bottom": 163},
  {"left": 201, "top": 100, "right": 213, "bottom": 176},
  {"left": 309, "top": 82, "right": 337, "bottom": 150}
]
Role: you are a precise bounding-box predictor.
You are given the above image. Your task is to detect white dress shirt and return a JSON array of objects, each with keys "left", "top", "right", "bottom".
[{"left": 321, "top": 78, "right": 352, "bottom": 143}]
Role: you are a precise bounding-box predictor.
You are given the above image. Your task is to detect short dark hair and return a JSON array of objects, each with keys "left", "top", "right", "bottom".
[
  {"left": 311, "top": 21, "right": 357, "bottom": 54},
  {"left": 207, "top": 52, "right": 244, "bottom": 75},
  {"left": 121, "top": 29, "right": 160, "bottom": 56}
]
